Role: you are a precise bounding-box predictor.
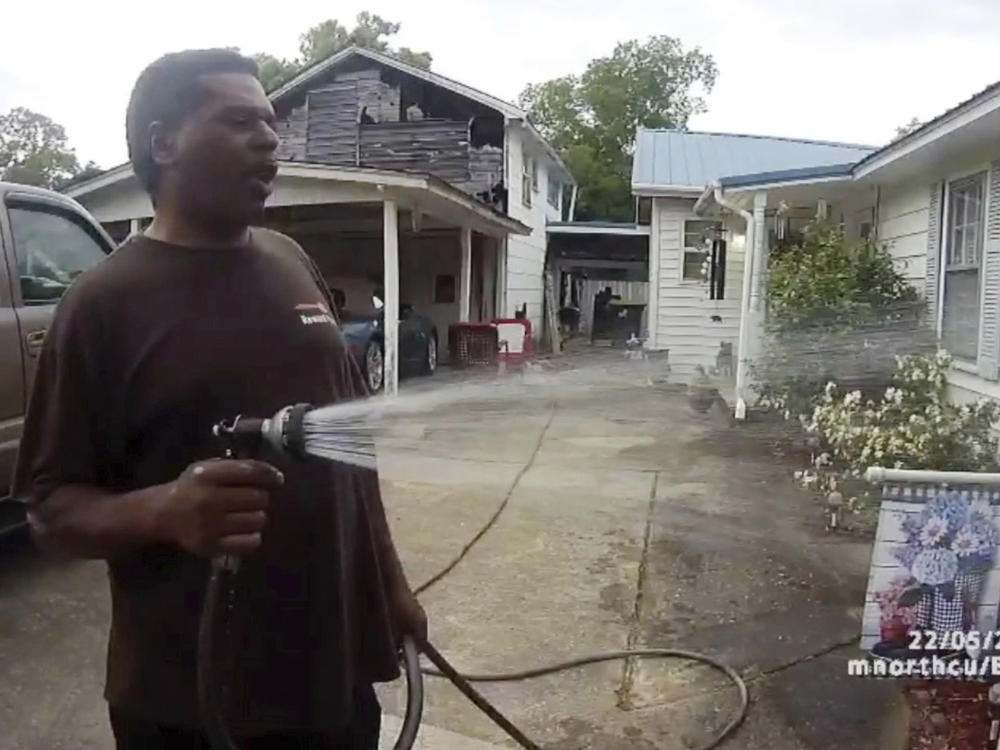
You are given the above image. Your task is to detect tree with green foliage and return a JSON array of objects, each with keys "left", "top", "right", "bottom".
[
  {"left": 253, "top": 12, "right": 432, "bottom": 93},
  {"left": 893, "top": 117, "right": 922, "bottom": 142},
  {"left": 0, "top": 107, "right": 85, "bottom": 189},
  {"left": 520, "top": 36, "right": 717, "bottom": 221},
  {"left": 253, "top": 53, "right": 301, "bottom": 94}
]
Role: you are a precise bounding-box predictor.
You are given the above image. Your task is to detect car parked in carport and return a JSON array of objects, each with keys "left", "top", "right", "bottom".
[
  {"left": 339, "top": 296, "right": 438, "bottom": 392},
  {"left": 0, "top": 182, "right": 117, "bottom": 534}
]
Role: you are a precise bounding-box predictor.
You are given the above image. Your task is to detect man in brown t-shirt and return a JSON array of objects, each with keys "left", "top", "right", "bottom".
[{"left": 13, "top": 49, "right": 426, "bottom": 749}]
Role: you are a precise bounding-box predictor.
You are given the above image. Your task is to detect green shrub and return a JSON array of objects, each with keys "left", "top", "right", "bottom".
[
  {"left": 767, "top": 225, "right": 918, "bottom": 332},
  {"left": 753, "top": 224, "right": 926, "bottom": 420}
]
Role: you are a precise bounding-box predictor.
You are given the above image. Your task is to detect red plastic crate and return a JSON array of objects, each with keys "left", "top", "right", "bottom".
[{"left": 492, "top": 318, "right": 533, "bottom": 366}]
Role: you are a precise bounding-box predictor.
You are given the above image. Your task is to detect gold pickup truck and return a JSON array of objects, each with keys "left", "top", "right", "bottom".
[{"left": 0, "top": 182, "right": 114, "bottom": 533}]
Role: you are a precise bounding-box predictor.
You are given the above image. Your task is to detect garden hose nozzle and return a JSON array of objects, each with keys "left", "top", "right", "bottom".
[{"left": 212, "top": 403, "right": 314, "bottom": 461}]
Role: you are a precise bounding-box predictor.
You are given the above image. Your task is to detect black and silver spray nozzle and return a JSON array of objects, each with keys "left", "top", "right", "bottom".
[{"left": 212, "top": 403, "right": 314, "bottom": 460}]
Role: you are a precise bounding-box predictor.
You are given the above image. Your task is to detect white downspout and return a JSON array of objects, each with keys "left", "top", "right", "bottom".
[
  {"left": 569, "top": 184, "right": 578, "bottom": 222},
  {"left": 713, "top": 186, "right": 755, "bottom": 420}
]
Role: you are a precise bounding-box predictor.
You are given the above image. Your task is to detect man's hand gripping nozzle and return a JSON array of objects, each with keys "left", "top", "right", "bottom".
[{"left": 210, "top": 404, "right": 313, "bottom": 572}]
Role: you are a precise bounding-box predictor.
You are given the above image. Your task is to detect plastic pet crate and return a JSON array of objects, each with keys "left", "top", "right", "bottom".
[
  {"left": 448, "top": 323, "right": 499, "bottom": 368},
  {"left": 492, "top": 318, "right": 533, "bottom": 366}
]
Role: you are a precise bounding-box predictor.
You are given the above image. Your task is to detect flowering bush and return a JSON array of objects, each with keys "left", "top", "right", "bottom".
[{"left": 807, "top": 351, "right": 1000, "bottom": 476}]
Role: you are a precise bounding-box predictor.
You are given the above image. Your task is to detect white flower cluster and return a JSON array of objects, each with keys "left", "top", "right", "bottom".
[{"left": 805, "top": 351, "right": 1000, "bottom": 476}]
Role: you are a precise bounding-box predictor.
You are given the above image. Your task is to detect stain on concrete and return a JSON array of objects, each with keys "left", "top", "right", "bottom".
[{"left": 599, "top": 582, "right": 633, "bottom": 622}]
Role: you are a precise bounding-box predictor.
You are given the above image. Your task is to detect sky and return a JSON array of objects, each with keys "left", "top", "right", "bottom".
[{"left": 2, "top": 0, "right": 999, "bottom": 168}]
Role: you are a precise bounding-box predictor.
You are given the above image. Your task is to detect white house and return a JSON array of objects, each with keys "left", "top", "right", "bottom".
[
  {"left": 65, "top": 47, "right": 573, "bottom": 391},
  {"left": 631, "top": 130, "right": 874, "bottom": 394},
  {"left": 686, "top": 80, "right": 1000, "bottom": 416}
]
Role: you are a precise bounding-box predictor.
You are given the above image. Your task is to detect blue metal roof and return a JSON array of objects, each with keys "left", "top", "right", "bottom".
[{"left": 631, "top": 129, "right": 876, "bottom": 190}]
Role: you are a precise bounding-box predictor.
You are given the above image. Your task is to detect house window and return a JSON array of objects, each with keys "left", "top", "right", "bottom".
[
  {"left": 531, "top": 159, "right": 538, "bottom": 192},
  {"left": 941, "top": 172, "right": 987, "bottom": 360},
  {"left": 434, "top": 274, "right": 456, "bottom": 304},
  {"left": 682, "top": 219, "right": 721, "bottom": 281},
  {"left": 521, "top": 155, "right": 532, "bottom": 208},
  {"left": 547, "top": 177, "right": 560, "bottom": 209}
]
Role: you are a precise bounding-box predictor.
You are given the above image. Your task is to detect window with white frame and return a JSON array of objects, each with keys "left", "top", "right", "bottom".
[
  {"left": 941, "top": 172, "right": 987, "bottom": 360},
  {"left": 547, "top": 177, "right": 560, "bottom": 209},
  {"left": 521, "top": 155, "right": 532, "bottom": 208},
  {"left": 682, "top": 219, "right": 720, "bottom": 281}
]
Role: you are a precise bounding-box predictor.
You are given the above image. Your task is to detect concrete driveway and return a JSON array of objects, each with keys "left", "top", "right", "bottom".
[{"left": 0, "top": 353, "right": 905, "bottom": 749}]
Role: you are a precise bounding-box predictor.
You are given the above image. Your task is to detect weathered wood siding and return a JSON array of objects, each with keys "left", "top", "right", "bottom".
[
  {"left": 359, "top": 120, "right": 470, "bottom": 182},
  {"left": 273, "top": 66, "right": 506, "bottom": 201},
  {"left": 306, "top": 82, "right": 361, "bottom": 164},
  {"left": 275, "top": 102, "right": 307, "bottom": 161},
  {"left": 468, "top": 146, "right": 504, "bottom": 196},
  {"left": 335, "top": 69, "right": 400, "bottom": 123}
]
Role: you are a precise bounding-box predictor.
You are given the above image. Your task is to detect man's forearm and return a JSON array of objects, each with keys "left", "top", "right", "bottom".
[{"left": 29, "top": 483, "right": 168, "bottom": 560}]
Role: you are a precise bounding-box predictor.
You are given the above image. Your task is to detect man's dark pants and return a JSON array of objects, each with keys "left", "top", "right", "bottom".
[{"left": 110, "top": 685, "right": 381, "bottom": 750}]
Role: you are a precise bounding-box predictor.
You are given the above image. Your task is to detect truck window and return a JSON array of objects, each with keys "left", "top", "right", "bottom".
[{"left": 8, "top": 205, "right": 109, "bottom": 304}]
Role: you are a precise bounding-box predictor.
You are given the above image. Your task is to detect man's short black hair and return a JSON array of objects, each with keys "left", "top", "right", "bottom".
[{"left": 126, "top": 49, "right": 259, "bottom": 196}]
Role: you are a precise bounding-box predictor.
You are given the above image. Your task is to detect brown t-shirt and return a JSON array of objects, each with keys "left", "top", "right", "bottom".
[{"left": 12, "top": 229, "right": 400, "bottom": 733}]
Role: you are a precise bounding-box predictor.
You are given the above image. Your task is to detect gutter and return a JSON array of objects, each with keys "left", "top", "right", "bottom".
[
  {"left": 712, "top": 185, "right": 755, "bottom": 420},
  {"left": 632, "top": 183, "right": 705, "bottom": 197}
]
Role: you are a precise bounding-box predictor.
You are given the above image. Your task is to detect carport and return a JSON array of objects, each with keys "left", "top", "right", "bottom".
[
  {"left": 546, "top": 222, "right": 650, "bottom": 339},
  {"left": 66, "top": 162, "right": 529, "bottom": 394}
]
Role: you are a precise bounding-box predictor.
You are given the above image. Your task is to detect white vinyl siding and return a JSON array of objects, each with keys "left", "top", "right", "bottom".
[
  {"left": 649, "top": 198, "right": 743, "bottom": 379},
  {"left": 504, "top": 128, "right": 554, "bottom": 334},
  {"left": 878, "top": 155, "right": 1000, "bottom": 405},
  {"left": 878, "top": 182, "right": 930, "bottom": 286}
]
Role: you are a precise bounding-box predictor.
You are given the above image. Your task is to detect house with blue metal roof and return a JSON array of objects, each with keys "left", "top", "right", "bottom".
[
  {"left": 633, "top": 80, "right": 1000, "bottom": 416},
  {"left": 631, "top": 129, "right": 875, "bottom": 413}
]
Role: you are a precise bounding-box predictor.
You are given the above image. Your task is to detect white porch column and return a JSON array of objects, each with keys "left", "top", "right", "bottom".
[
  {"left": 732, "top": 190, "right": 767, "bottom": 420},
  {"left": 496, "top": 236, "right": 509, "bottom": 317},
  {"left": 129, "top": 218, "right": 140, "bottom": 237},
  {"left": 459, "top": 226, "right": 472, "bottom": 322},
  {"left": 647, "top": 197, "right": 660, "bottom": 347},
  {"left": 383, "top": 200, "right": 400, "bottom": 397},
  {"left": 750, "top": 191, "right": 767, "bottom": 313}
]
